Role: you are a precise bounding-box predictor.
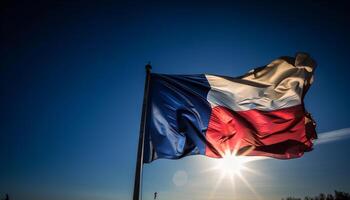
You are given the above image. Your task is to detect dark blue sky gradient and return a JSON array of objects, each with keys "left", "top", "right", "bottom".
[{"left": 1, "top": 1, "right": 350, "bottom": 200}]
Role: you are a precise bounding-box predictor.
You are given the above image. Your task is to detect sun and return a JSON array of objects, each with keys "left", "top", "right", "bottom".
[
  {"left": 202, "top": 147, "right": 267, "bottom": 200},
  {"left": 216, "top": 149, "right": 245, "bottom": 177}
]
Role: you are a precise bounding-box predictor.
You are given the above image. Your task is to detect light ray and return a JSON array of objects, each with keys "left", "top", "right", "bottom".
[
  {"left": 208, "top": 169, "right": 226, "bottom": 200},
  {"left": 237, "top": 172, "right": 262, "bottom": 200},
  {"left": 315, "top": 128, "right": 350, "bottom": 145},
  {"left": 240, "top": 165, "right": 263, "bottom": 176}
]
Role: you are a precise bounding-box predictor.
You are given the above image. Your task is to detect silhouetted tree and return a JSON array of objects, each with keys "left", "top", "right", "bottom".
[
  {"left": 282, "top": 191, "right": 350, "bottom": 200},
  {"left": 334, "top": 191, "right": 350, "bottom": 200},
  {"left": 285, "top": 197, "right": 301, "bottom": 200},
  {"left": 1, "top": 194, "right": 9, "bottom": 200},
  {"left": 326, "top": 194, "right": 335, "bottom": 200}
]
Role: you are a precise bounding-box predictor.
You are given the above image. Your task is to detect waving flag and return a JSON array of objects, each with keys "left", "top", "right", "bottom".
[{"left": 143, "top": 53, "right": 317, "bottom": 163}]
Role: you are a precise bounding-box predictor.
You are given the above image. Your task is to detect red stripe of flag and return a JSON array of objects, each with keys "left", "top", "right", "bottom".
[{"left": 205, "top": 105, "right": 315, "bottom": 159}]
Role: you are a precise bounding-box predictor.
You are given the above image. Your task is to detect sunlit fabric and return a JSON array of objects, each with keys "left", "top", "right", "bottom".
[{"left": 143, "top": 53, "right": 317, "bottom": 163}]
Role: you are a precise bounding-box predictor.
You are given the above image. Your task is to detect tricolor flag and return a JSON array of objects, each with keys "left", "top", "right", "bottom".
[{"left": 143, "top": 53, "right": 317, "bottom": 163}]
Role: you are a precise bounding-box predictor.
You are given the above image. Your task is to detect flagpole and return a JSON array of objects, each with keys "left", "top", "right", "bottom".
[{"left": 133, "top": 63, "right": 152, "bottom": 200}]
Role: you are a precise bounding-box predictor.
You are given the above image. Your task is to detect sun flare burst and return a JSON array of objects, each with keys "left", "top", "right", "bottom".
[
  {"left": 203, "top": 147, "right": 267, "bottom": 200},
  {"left": 216, "top": 149, "right": 245, "bottom": 176}
]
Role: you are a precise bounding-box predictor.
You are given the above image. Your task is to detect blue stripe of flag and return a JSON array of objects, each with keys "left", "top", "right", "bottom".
[{"left": 143, "top": 74, "right": 212, "bottom": 163}]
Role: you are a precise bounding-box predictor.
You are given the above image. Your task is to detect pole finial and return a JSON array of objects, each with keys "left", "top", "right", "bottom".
[{"left": 145, "top": 61, "right": 152, "bottom": 72}]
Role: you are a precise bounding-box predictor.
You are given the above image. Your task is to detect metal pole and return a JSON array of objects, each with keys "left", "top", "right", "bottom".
[{"left": 133, "top": 63, "right": 152, "bottom": 200}]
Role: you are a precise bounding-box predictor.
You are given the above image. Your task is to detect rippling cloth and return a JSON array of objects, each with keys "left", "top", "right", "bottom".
[{"left": 143, "top": 53, "right": 317, "bottom": 163}]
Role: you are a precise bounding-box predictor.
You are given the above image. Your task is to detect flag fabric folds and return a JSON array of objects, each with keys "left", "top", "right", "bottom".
[{"left": 143, "top": 53, "right": 317, "bottom": 163}]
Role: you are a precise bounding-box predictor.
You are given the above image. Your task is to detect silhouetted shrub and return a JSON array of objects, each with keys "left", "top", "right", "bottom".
[{"left": 282, "top": 191, "right": 350, "bottom": 200}]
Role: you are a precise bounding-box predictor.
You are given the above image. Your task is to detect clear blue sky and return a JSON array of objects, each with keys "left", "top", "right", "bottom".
[{"left": 1, "top": 1, "right": 350, "bottom": 200}]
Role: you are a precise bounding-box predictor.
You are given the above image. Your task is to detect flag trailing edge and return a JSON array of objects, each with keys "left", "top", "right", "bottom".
[{"left": 143, "top": 53, "right": 317, "bottom": 163}]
